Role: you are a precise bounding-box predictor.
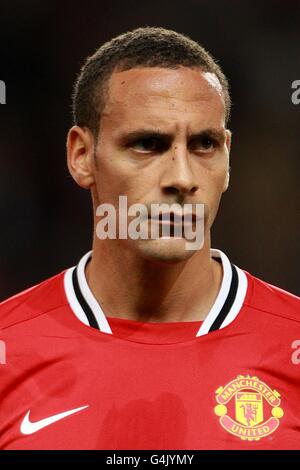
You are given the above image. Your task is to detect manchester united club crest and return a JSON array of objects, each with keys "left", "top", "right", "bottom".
[{"left": 214, "top": 375, "right": 284, "bottom": 441}]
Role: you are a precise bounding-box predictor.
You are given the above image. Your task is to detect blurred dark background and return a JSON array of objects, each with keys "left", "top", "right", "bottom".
[{"left": 0, "top": 0, "right": 299, "bottom": 300}]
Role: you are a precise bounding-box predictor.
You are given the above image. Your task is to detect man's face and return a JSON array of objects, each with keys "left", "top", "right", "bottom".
[{"left": 92, "top": 66, "right": 231, "bottom": 263}]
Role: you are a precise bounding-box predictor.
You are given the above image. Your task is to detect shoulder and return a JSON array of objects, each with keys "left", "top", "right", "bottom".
[
  {"left": 0, "top": 270, "right": 69, "bottom": 331},
  {"left": 243, "top": 269, "right": 300, "bottom": 323}
]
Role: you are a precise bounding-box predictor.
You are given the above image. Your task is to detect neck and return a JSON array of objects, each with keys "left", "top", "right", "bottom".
[{"left": 85, "top": 234, "right": 223, "bottom": 323}]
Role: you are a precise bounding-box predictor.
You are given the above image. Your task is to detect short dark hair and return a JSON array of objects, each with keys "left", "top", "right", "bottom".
[{"left": 72, "top": 27, "right": 231, "bottom": 136}]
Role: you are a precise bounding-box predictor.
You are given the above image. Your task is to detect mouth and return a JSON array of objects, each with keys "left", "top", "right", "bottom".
[
  {"left": 149, "top": 212, "right": 200, "bottom": 225},
  {"left": 147, "top": 211, "right": 201, "bottom": 239}
]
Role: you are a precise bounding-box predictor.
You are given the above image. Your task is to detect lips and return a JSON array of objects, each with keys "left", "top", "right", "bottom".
[{"left": 149, "top": 212, "right": 199, "bottom": 225}]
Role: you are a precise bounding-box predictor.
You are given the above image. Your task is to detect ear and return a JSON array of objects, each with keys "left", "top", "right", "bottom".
[
  {"left": 222, "top": 129, "right": 232, "bottom": 192},
  {"left": 66, "top": 126, "right": 95, "bottom": 189}
]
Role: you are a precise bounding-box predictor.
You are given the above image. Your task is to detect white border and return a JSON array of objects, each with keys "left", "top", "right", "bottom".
[
  {"left": 64, "top": 267, "right": 90, "bottom": 327},
  {"left": 76, "top": 251, "right": 112, "bottom": 334},
  {"left": 220, "top": 266, "right": 248, "bottom": 329},
  {"left": 196, "top": 251, "right": 248, "bottom": 336},
  {"left": 64, "top": 249, "right": 248, "bottom": 337},
  {"left": 196, "top": 249, "right": 232, "bottom": 336}
]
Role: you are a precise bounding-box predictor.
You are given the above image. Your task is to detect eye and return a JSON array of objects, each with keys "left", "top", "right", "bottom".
[
  {"left": 189, "top": 136, "right": 217, "bottom": 153},
  {"left": 131, "top": 137, "right": 167, "bottom": 153}
]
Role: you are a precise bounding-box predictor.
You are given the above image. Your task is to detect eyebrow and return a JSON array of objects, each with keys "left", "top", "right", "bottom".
[{"left": 118, "top": 128, "right": 226, "bottom": 145}]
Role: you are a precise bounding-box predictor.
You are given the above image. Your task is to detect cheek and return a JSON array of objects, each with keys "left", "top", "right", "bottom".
[
  {"left": 213, "top": 153, "right": 229, "bottom": 188},
  {"left": 93, "top": 150, "right": 148, "bottom": 204},
  {"left": 199, "top": 171, "right": 226, "bottom": 229},
  {"left": 214, "top": 168, "right": 228, "bottom": 193},
  {"left": 200, "top": 159, "right": 228, "bottom": 196}
]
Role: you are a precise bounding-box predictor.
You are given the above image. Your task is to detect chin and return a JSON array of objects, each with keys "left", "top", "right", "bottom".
[{"left": 132, "top": 237, "right": 198, "bottom": 264}]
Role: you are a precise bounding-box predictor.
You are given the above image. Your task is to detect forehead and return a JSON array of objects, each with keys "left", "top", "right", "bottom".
[{"left": 102, "top": 67, "right": 226, "bottom": 129}]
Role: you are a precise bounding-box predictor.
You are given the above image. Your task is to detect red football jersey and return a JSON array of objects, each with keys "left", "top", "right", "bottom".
[{"left": 0, "top": 249, "right": 300, "bottom": 449}]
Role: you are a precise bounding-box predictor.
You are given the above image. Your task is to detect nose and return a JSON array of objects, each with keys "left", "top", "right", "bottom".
[{"left": 160, "top": 145, "right": 199, "bottom": 197}]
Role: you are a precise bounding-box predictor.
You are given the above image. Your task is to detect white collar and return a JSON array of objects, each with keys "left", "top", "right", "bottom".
[{"left": 64, "top": 249, "right": 248, "bottom": 337}]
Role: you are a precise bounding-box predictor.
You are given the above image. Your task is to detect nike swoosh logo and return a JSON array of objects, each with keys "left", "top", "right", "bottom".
[{"left": 20, "top": 405, "right": 89, "bottom": 435}]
